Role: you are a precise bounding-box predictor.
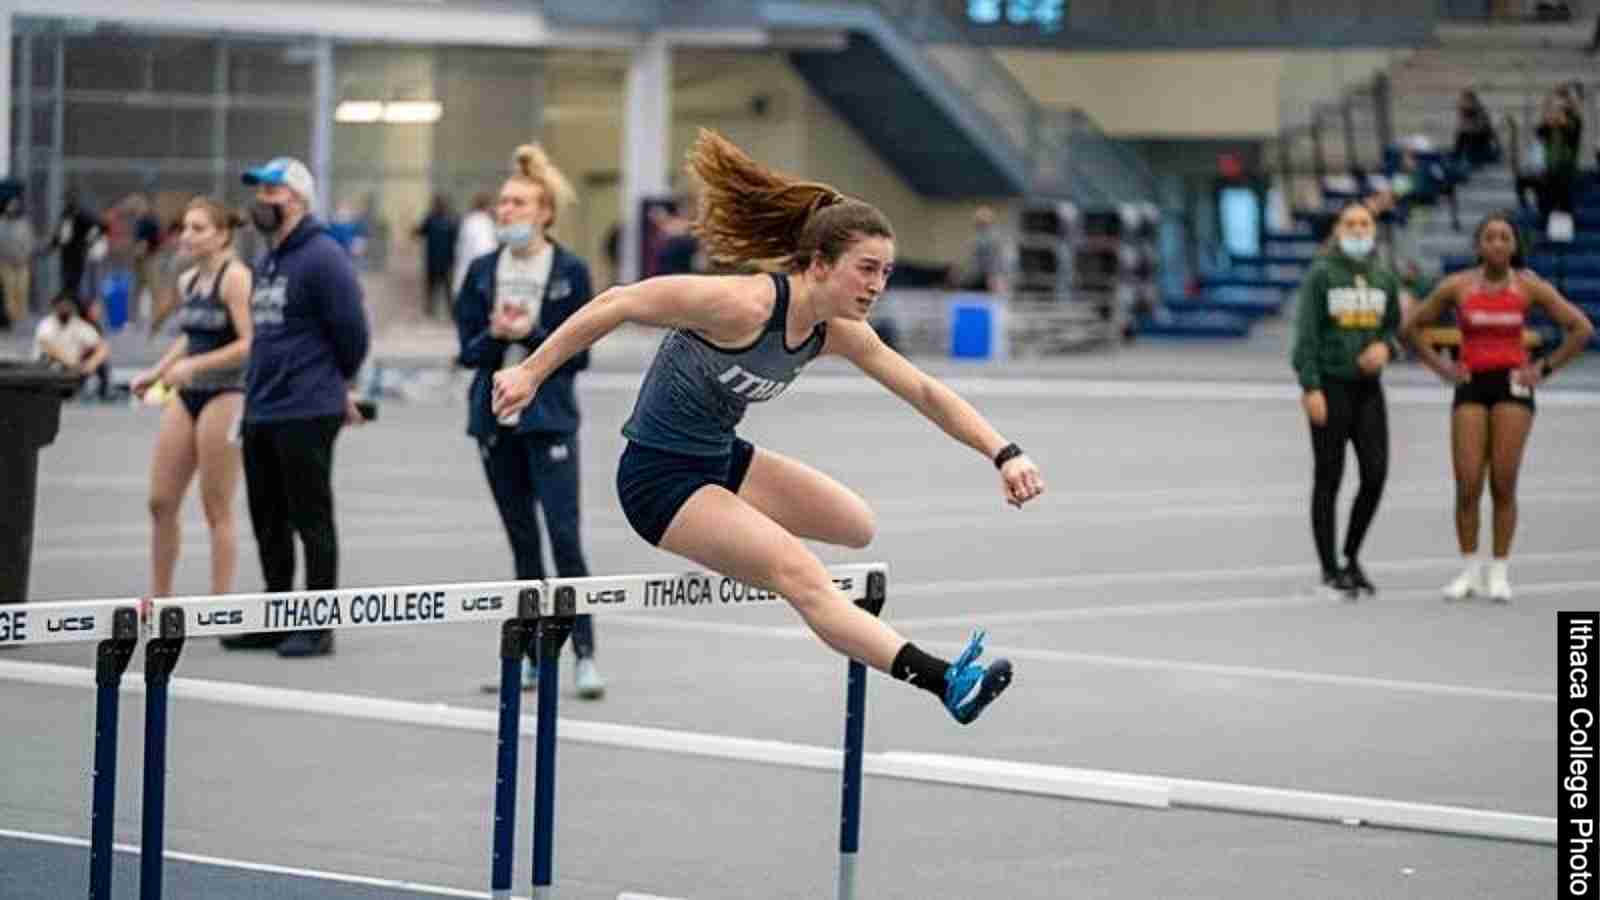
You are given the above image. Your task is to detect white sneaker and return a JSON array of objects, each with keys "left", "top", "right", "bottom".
[
  {"left": 1484, "top": 562, "right": 1512, "bottom": 603},
  {"left": 574, "top": 657, "right": 606, "bottom": 700},
  {"left": 1441, "top": 563, "right": 1482, "bottom": 601}
]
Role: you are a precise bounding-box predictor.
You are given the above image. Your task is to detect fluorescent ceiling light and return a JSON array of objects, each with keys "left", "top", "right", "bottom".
[
  {"left": 382, "top": 101, "right": 443, "bottom": 124},
  {"left": 335, "top": 101, "right": 384, "bottom": 123}
]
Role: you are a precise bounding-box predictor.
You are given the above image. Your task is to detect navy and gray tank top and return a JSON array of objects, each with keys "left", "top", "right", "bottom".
[
  {"left": 623, "top": 272, "right": 826, "bottom": 456},
  {"left": 177, "top": 260, "right": 245, "bottom": 390}
]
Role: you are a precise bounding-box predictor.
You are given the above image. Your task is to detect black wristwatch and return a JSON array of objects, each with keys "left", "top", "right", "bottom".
[
  {"left": 993, "top": 443, "right": 1023, "bottom": 469},
  {"left": 1541, "top": 360, "right": 1554, "bottom": 380}
]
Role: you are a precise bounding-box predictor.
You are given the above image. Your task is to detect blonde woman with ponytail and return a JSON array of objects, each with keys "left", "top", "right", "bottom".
[
  {"left": 129, "top": 197, "right": 253, "bottom": 599},
  {"left": 455, "top": 142, "right": 605, "bottom": 697},
  {"left": 493, "top": 130, "right": 1043, "bottom": 725}
]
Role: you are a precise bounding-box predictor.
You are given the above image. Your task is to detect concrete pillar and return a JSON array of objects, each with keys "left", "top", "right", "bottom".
[{"left": 619, "top": 34, "right": 670, "bottom": 284}]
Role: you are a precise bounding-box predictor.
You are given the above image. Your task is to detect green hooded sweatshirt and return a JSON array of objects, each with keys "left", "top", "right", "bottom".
[{"left": 1290, "top": 251, "right": 1403, "bottom": 391}]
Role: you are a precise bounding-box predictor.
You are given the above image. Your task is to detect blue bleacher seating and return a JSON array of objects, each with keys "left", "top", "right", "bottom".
[{"left": 1136, "top": 309, "right": 1251, "bottom": 339}]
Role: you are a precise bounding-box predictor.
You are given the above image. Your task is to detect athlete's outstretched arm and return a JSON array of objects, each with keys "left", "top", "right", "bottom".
[
  {"left": 492, "top": 274, "right": 746, "bottom": 417},
  {"left": 826, "top": 318, "right": 1043, "bottom": 508}
]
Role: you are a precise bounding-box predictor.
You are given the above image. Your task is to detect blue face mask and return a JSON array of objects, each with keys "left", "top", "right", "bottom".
[
  {"left": 496, "top": 222, "right": 533, "bottom": 249},
  {"left": 1339, "top": 235, "right": 1375, "bottom": 260}
]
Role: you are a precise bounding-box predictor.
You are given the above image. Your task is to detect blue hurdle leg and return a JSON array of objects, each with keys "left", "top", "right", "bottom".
[
  {"left": 140, "top": 609, "right": 186, "bottom": 900},
  {"left": 532, "top": 614, "right": 572, "bottom": 900},
  {"left": 89, "top": 608, "right": 138, "bottom": 900},
  {"left": 838, "top": 571, "right": 886, "bottom": 900},
  {"left": 491, "top": 611, "right": 535, "bottom": 900},
  {"left": 838, "top": 659, "right": 869, "bottom": 900}
]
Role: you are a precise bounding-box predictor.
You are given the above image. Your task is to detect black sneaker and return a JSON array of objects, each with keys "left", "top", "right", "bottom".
[
  {"left": 1342, "top": 560, "right": 1376, "bottom": 596},
  {"left": 275, "top": 629, "right": 335, "bottom": 658},
  {"left": 1321, "top": 569, "right": 1359, "bottom": 601},
  {"left": 219, "top": 632, "right": 284, "bottom": 650}
]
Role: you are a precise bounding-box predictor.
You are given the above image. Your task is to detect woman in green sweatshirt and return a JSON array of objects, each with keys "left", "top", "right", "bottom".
[{"left": 1290, "top": 202, "right": 1404, "bottom": 599}]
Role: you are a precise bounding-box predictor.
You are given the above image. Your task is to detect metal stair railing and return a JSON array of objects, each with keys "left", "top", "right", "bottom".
[{"left": 770, "top": 0, "right": 1155, "bottom": 203}]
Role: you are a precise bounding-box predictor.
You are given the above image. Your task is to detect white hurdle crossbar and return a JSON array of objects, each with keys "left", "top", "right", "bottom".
[
  {"left": 537, "top": 562, "right": 890, "bottom": 900},
  {"left": 5, "top": 565, "right": 886, "bottom": 900},
  {"left": 138, "top": 580, "right": 543, "bottom": 900}
]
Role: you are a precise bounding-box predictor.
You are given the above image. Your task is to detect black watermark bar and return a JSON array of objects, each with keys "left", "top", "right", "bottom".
[{"left": 1562, "top": 611, "right": 1598, "bottom": 898}]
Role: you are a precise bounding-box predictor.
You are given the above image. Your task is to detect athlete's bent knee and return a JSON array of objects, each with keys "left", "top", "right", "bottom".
[{"left": 841, "top": 508, "right": 876, "bottom": 549}]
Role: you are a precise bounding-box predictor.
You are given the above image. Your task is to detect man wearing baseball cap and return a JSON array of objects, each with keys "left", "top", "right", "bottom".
[{"left": 225, "top": 156, "right": 370, "bottom": 658}]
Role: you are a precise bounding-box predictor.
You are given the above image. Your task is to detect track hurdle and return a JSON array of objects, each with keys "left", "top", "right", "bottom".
[
  {"left": 0, "top": 599, "right": 139, "bottom": 899},
  {"left": 138, "top": 581, "right": 541, "bottom": 900},
  {"left": 537, "top": 563, "right": 888, "bottom": 900}
]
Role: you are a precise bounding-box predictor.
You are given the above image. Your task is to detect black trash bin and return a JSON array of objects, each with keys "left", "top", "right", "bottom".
[{"left": 0, "top": 360, "right": 81, "bottom": 605}]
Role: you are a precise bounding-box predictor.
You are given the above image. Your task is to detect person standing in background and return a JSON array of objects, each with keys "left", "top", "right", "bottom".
[
  {"left": 126, "top": 194, "right": 163, "bottom": 325},
  {"left": 453, "top": 192, "right": 497, "bottom": 298},
  {"left": 956, "top": 206, "right": 1007, "bottom": 294},
  {"left": 1290, "top": 201, "right": 1405, "bottom": 600},
  {"left": 47, "top": 191, "right": 101, "bottom": 299},
  {"left": 1403, "top": 213, "right": 1594, "bottom": 603},
  {"left": 227, "top": 157, "right": 370, "bottom": 658},
  {"left": 456, "top": 143, "right": 604, "bottom": 698},
  {"left": 0, "top": 197, "right": 37, "bottom": 329},
  {"left": 414, "top": 194, "right": 458, "bottom": 320},
  {"left": 130, "top": 198, "right": 252, "bottom": 600}
]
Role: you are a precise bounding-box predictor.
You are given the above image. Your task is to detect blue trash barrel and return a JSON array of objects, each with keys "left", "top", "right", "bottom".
[
  {"left": 101, "top": 273, "right": 131, "bottom": 332},
  {"left": 949, "top": 297, "right": 997, "bottom": 360}
]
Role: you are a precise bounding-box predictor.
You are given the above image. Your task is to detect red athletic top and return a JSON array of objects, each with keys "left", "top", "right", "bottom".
[{"left": 1458, "top": 273, "right": 1529, "bottom": 373}]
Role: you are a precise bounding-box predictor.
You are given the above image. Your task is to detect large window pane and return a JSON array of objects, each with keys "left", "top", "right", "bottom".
[
  {"left": 64, "top": 36, "right": 147, "bottom": 91},
  {"left": 152, "top": 38, "right": 218, "bottom": 93},
  {"left": 65, "top": 103, "right": 214, "bottom": 159},
  {"left": 228, "top": 44, "right": 312, "bottom": 98},
  {"left": 227, "top": 107, "right": 312, "bottom": 163}
]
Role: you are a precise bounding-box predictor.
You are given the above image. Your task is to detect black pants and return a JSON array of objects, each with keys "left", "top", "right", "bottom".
[
  {"left": 243, "top": 417, "right": 343, "bottom": 632},
  {"left": 1520, "top": 171, "right": 1576, "bottom": 228},
  {"left": 1308, "top": 378, "right": 1389, "bottom": 577},
  {"left": 424, "top": 269, "right": 451, "bottom": 319},
  {"left": 480, "top": 428, "right": 595, "bottom": 658},
  {"left": 61, "top": 253, "right": 86, "bottom": 298}
]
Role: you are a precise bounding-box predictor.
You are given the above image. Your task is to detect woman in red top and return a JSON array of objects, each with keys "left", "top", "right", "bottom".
[{"left": 1404, "top": 213, "right": 1593, "bottom": 602}]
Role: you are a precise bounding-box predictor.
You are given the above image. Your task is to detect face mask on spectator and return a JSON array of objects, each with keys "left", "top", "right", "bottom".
[
  {"left": 496, "top": 222, "right": 533, "bottom": 249},
  {"left": 250, "top": 201, "right": 286, "bottom": 235},
  {"left": 1339, "top": 235, "right": 1375, "bottom": 259}
]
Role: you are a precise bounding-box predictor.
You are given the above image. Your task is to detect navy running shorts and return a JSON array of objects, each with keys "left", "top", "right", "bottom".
[{"left": 616, "top": 437, "right": 756, "bottom": 546}]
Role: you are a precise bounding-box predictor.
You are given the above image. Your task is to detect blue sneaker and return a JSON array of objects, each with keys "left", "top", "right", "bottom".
[{"left": 942, "top": 630, "right": 1013, "bottom": 725}]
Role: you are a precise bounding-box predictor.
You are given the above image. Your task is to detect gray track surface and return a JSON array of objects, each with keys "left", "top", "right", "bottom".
[{"left": 2, "top": 344, "right": 1592, "bottom": 899}]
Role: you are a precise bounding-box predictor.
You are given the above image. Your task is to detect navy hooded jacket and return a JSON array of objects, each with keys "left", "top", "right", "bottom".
[
  {"left": 245, "top": 216, "right": 370, "bottom": 423},
  {"left": 456, "top": 243, "right": 593, "bottom": 438}
]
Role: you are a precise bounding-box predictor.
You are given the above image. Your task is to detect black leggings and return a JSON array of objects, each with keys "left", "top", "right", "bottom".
[
  {"left": 242, "top": 416, "right": 344, "bottom": 595},
  {"left": 1308, "top": 378, "right": 1389, "bottom": 576},
  {"left": 479, "top": 429, "right": 595, "bottom": 658}
]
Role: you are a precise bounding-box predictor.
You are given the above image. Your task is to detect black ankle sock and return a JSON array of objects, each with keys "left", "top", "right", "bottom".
[{"left": 891, "top": 642, "right": 949, "bottom": 698}]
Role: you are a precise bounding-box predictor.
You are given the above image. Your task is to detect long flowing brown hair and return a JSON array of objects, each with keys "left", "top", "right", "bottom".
[{"left": 686, "top": 128, "right": 892, "bottom": 272}]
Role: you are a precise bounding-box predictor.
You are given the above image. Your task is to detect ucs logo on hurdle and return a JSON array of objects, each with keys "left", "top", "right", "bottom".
[{"left": 0, "top": 608, "right": 98, "bottom": 642}]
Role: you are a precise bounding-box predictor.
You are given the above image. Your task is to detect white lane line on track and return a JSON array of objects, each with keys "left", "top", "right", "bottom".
[
  {"left": 887, "top": 549, "right": 1600, "bottom": 598},
  {"left": 0, "top": 676, "right": 1550, "bottom": 844},
  {"left": 890, "top": 577, "right": 1600, "bottom": 627},
  {"left": 0, "top": 828, "right": 511, "bottom": 898},
  {"left": 596, "top": 615, "right": 1552, "bottom": 705}
]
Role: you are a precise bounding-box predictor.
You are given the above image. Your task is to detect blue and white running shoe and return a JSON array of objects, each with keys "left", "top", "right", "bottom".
[{"left": 942, "top": 629, "right": 1013, "bottom": 725}]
